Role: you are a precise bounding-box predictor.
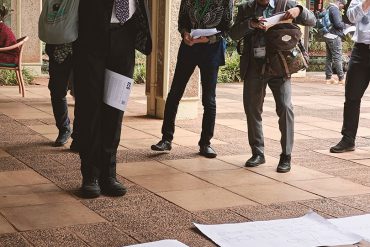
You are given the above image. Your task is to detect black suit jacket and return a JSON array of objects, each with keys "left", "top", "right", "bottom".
[{"left": 78, "top": 0, "right": 152, "bottom": 55}]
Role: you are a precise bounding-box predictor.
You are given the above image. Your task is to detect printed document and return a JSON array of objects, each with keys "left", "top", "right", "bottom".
[
  {"left": 264, "top": 13, "right": 292, "bottom": 28},
  {"left": 104, "top": 69, "right": 133, "bottom": 112},
  {"left": 194, "top": 211, "right": 362, "bottom": 247},
  {"left": 124, "top": 240, "right": 189, "bottom": 247},
  {"left": 190, "top": 28, "right": 220, "bottom": 39}
]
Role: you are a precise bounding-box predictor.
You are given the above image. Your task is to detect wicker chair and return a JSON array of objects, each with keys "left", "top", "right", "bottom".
[{"left": 0, "top": 36, "right": 29, "bottom": 97}]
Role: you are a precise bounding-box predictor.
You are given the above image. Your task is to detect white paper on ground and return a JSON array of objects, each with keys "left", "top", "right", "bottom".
[
  {"left": 190, "top": 28, "right": 220, "bottom": 39},
  {"left": 103, "top": 69, "right": 133, "bottom": 112},
  {"left": 194, "top": 211, "right": 362, "bottom": 247},
  {"left": 124, "top": 240, "right": 189, "bottom": 247},
  {"left": 330, "top": 214, "right": 370, "bottom": 242}
]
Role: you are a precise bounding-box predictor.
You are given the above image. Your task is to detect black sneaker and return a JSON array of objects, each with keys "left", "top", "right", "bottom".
[
  {"left": 330, "top": 139, "right": 355, "bottom": 153},
  {"left": 100, "top": 177, "right": 127, "bottom": 197},
  {"left": 80, "top": 178, "right": 101, "bottom": 198},
  {"left": 54, "top": 129, "right": 72, "bottom": 147},
  {"left": 151, "top": 140, "right": 172, "bottom": 151},
  {"left": 276, "top": 153, "right": 291, "bottom": 173},
  {"left": 199, "top": 145, "right": 217, "bottom": 158},
  {"left": 245, "top": 154, "right": 265, "bottom": 167}
]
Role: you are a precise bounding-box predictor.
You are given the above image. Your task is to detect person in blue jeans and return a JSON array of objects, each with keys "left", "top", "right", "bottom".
[
  {"left": 330, "top": 0, "right": 370, "bottom": 153},
  {"left": 324, "top": 0, "right": 346, "bottom": 85},
  {"left": 46, "top": 43, "right": 79, "bottom": 150},
  {"left": 151, "top": 0, "right": 233, "bottom": 159}
]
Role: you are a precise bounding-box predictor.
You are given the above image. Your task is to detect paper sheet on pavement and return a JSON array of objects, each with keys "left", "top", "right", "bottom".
[
  {"left": 330, "top": 214, "right": 370, "bottom": 242},
  {"left": 124, "top": 240, "right": 189, "bottom": 247},
  {"left": 194, "top": 211, "right": 362, "bottom": 247},
  {"left": 103, "top": 69, "right": 133, "bottom": 112},
  {"left": 190, "top": 28, "right": 220, "bottom": 39}
]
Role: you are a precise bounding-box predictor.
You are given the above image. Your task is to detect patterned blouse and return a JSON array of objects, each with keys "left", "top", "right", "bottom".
[{"left": 178, "top": 0, "right": 233, "bottom": 42}]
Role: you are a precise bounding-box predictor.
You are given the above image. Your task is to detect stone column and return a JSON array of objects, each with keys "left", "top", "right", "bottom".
[
  {"left": 11, "top": 0, "right": 42, "bottom": 74},
  {"left": 146, "top": 0, "right": 199, "bottom": 119}
]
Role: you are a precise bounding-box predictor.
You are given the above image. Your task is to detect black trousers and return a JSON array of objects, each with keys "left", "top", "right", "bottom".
[
  {"left": 162, "top": 42, "right": 221, "bottom": 146},
  {"left": 46, "top": 44, "right": 72, "bottom": 133},
  {"left": 342, "top": 43, "right": 370, "bottom": 143},
  {"left": 74, "top": 20, "right": 136, "bottom": 180}
]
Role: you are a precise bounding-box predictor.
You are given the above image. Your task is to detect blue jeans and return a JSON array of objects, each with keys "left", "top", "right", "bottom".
[
  {"left": 325, "top": 36, "right": 344, "bottom": 81},
  {"left": 46, "top": 44, "right": 72, "bottom": 133}
]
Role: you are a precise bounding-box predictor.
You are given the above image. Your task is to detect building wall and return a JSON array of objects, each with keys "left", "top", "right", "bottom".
[{"left": 10, "top": 0, "right": 42, "bottom": 74}]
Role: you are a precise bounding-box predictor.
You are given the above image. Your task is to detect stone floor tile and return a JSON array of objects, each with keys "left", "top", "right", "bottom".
[
  {"left": 1, "top": 202, "right": 106, "bottom": 231},
  {"left": 194, "top": 208, "right": 250, "bottom": 224},
  {"left": 232, "top": 202, "right": 315, "bottom": 221},
  {"left": 160, "top": 157, "right": 238, "bottom": 172},
  {"left": 217, "top": 154, "right": 278, "bottom": 167},
  {"left": 0, "top": 170, "right": 50, "bottom": 188},
  {"left": 0, "top": 185, "right": 75, "bottom": 209},
  {"left": 158, "top": 187, "right": 257, "bottom": 211},
  {"left": 28, "top": 125, "right": 58, "bottom": 135},
  {"left": 68, "top": 223, "right": 138, "bottom": 247},
  {"left": 0, "top": 215, "right": 16, "bottom": 234},
  {"left": 316, "top": 149, "right": 370, "bottom": 160},
  {"left": 352, "top": 159, "right": 370, "bottom": 167},
  {"left": 332, "top": 194, "right": 370, "bottom": 212},
  {"left": 120, "top": 137, "right": 166, "bottom": 149},
  {"left": 249, "top": 165, "right": 334, "bottom": 182},
  {"left": 0, "top": 149, "right": 10, "bottom": 158},
  {"left": 22, "top": 228, "right": 88, "bottom": 247},
  {"left": 126, "top": 173, "right": 214, "bottom": 192},
  {"left": 191, "top": 169, "right": 277, "bottom": 187},
  {"left": 172, "top": 136, "right": 227, "bottom": 146},
  {"left": 288, "top": 177, "right": 370, "bottom": 197},
  {"left": 227, "top": 182, "right": 321, "bottom": 204},
  {"left": 0, "top": 156, "right": 28, "bottom": 172},
  {"left": 0, "top": 233, "right": 32, "bottom": 247},
  {"left": 299, "top": 198, "right": 365, "bottom": 218},
  {"left": 116, "top": 160, "right": 181, "bottom": 177}
]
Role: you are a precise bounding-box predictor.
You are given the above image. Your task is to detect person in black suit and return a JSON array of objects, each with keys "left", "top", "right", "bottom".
[{"left": 74, "top": 0, "right": 152, "bottom": 198}]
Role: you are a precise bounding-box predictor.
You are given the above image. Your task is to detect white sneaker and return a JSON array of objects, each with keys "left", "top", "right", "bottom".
[{"left": 326, "top": 78, "right": 337, "bottom": 84}]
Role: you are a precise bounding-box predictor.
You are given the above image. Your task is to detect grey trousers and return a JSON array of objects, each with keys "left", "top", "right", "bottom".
[
  {"left": 244, "top": 69, "right": 294, "bottom": 156},
  {"left": 325, "top": 36, "right": 344, "bottom": 81}
]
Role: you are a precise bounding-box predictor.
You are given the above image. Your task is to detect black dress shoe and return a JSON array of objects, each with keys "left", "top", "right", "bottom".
[
  {"left": 80, "top": 178, "right": 101, "bottom": 198},
  {"left": 70, "top": 139, "right": 80, "bottom": 152},
  {"left": 151, "top": 140, "right": 172, "bottom": 151},
  {"left": 245, "top": 154, "right": 265, "bottom": 167},
  {"left": 100, "top": 177, "right": 127, "bottom": 197},
  {"left": 277, "top": 153, "right": 291, "bottom": 173},
  {"left": 330, "top": 139, "right": 355, "bottom": 153},
  {"left": 199, "top": 145, "right": 217, "bottom": 158},
  {"left": 54, "top": 129, "right": 72, "bottom": 147}
]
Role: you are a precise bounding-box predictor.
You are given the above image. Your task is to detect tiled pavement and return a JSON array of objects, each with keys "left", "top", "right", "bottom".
[{"left": 1, "top": 73, "right": 370, "bottom": 246}]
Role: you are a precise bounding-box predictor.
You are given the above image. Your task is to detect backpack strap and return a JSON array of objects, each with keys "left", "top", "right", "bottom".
[{"left": 274, "top": 0, "right": 288, "bottom": 13}]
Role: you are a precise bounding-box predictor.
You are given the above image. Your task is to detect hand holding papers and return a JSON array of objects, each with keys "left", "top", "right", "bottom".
[
  {"left": 103, "top": 69, "right": 133, "bottom": 112},
  {"left": 190, "top": 28, "right": 220, "bottom": 39},
  {"left": 263, "top": 12, "right": 293, "bottom": 29}
]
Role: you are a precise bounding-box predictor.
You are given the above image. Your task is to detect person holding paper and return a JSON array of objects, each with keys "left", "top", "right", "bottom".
[
  {"left": 151, "top": 0, "right": 233, "bottom": 158},
  {"left": 323, "top": 0, "right": 347, "bottom": 85},
  {"left": 73, "top": 0, "right": 151, "bottom": 198},
  {"left": 330, "top": 0, "right": 370, "bottom": 153},
  {"left": 229, "top": 0, "right": 315, "bottom": 172}
]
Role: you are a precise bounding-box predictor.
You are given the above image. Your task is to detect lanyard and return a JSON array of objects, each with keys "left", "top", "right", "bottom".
[{"left": 195, "top": 0, "right": 212, "bottom": 20}]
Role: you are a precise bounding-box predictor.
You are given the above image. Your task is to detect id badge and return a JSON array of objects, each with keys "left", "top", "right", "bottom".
[{"left": 254, "top": 47, "right": 266, "bottom": 58}]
